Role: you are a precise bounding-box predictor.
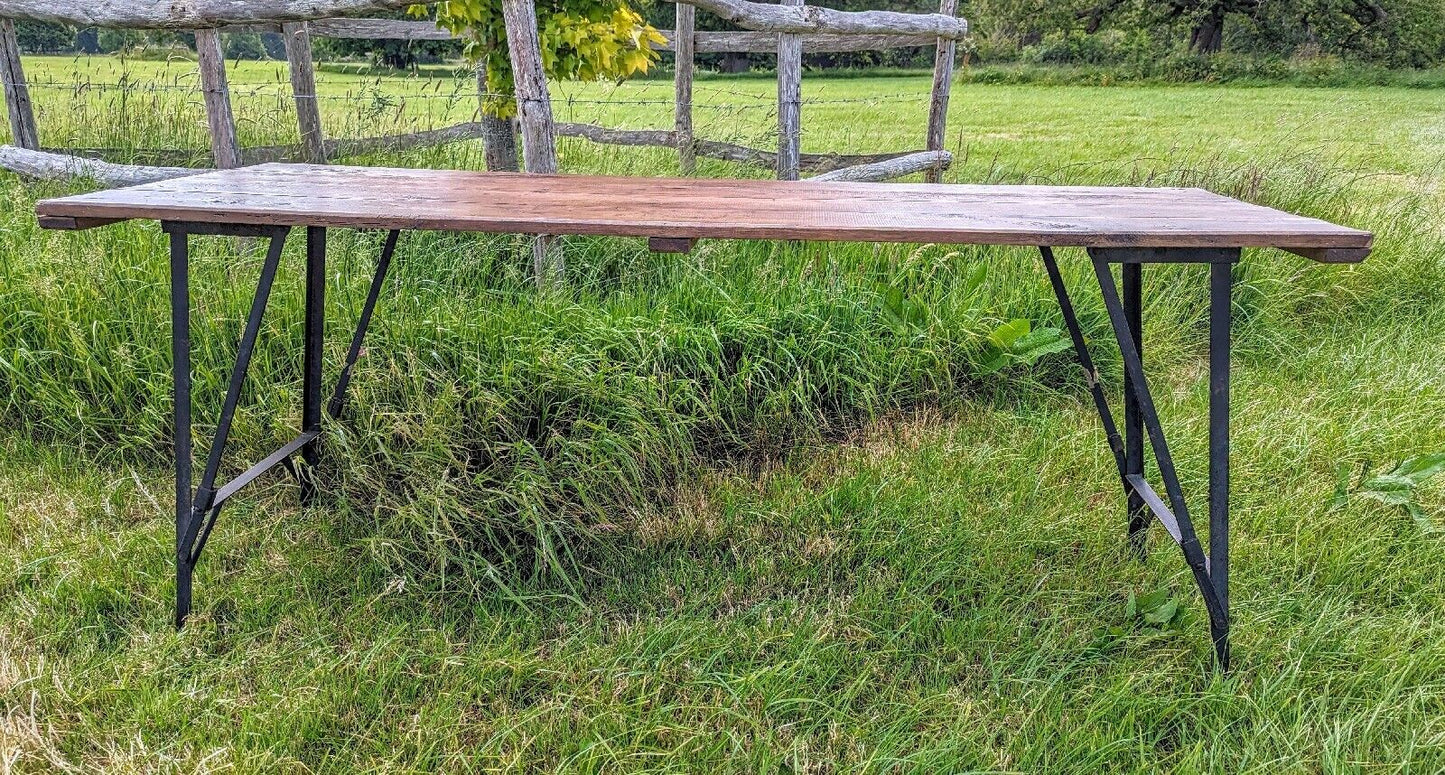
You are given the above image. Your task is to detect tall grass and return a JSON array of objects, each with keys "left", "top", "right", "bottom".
[
  {"left": 3, "top": 149, "right": 1440, "bottom": 594},
  {"left": 3, "top": 60, "right": 1441, "bottom": 591},
  {"left": 4, "top": 63, "right": 1445, "bottom": 771}
]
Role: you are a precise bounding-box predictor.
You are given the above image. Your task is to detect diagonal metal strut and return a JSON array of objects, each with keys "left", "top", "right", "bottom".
[
  {"left": 1089, "top": 255, "right": 1227, "bottom": 635},
  {"left": 182, "top": 226, "right": 291, "bottom": 561},
  {"left": 328, "top": 229, "right": 400, "bottom": 419},
  {"left": 1039, "top": 247, "right": 1128, "bottom": 482}
]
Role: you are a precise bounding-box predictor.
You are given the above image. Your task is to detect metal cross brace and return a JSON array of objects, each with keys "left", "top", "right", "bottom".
[
  {"left": 1040, "top": 245, "right": 1237, "bottom": 670},
  {"left": 165, "top": 223, "right": 399, "bottom": 628}
]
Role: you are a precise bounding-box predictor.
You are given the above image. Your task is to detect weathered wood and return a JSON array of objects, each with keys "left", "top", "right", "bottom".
[
  {"left": 776, "top": 0, "right": 803, "bottom": 182},
  {"left": 1281, "top": 246, "right": 1373, "bottom": 263},
  {"left": 37, "top": 215, "right": 126, "bottom": 230},
  {"left": 685, "top": 30, "right": 935, "bottom": 53},
  {"left": 308, "top": 17, "right": 453, "bottom": 40},
  {"left": 35, "top": 164, "right": 1374, "bottom": 262},
  {"left": 649, "top": 236, "right": 696, "bottom": 253},
  {"left": 202, "top": 22, "right": 942, "bottom": 53},
  {"left": 224, "top": 19, "right": 938, "bottom": 53},
  {"left": 0, "top": 19, "right": 37, "bottom": 149},
  {"left": 499, "top": 0, "right": 556, "bottom": 175},
  {"left": 0, "top": 0, "right": 421, "bottom": 29},
  {"left": 498, "top": 0, "right": 561, "bottom": 283},
  {"left": 282, "top": 22, "right": 326, "bottom": 164},
  {"left": 556, "top": 122, "right": 676, "bottom": 148},
  {"left": 552, "top": 121, "right": 937, "bottom": 173},
  {"left": 194, "top": 29, "right": 241, "bottom": 169},
  {"left": 676, "top": 0, "right": 967, "bottom": 39},
  {"left": 923, "top": 0, "right": 957, "bottom": 184},
  {"left": 673, "top": 3, "right": 696, "bottom": 175},
  {"left": 31, "top": 121, "right": 951, "bottom": 175},
  {"left": 809, "top": 150, "right": 951, "bottom": 182},
  {"left": 0, "top": 1, "right": 967, "bottom": 37},
  {"left": 1, "top": 144, "right": 200, "bottom": 185}
]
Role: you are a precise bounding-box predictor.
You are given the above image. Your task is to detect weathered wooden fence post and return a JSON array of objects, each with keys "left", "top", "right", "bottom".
[
  {"left": 923, "top": 0, "right": 958, "bottom": 184},
  {"left": 500, "top": 0, "right": 558, "bottom": 175},
  {"left": 673, "top": 2, "right": 696, "bottom": 175},
  {"left": 282, "top": 22, "right": 327, "bottom": 164},
  {"left": 775, "top": 0, "right": 803, "bottom": 181},
  {"left": 499, "top": 0, "right": 562, "bottom": 283},
  {"left": 194, "top": 29, "right": 242, "bottom": 168},
  {"left": 0, "top": 18, "right": 38, "bottom": 150}
]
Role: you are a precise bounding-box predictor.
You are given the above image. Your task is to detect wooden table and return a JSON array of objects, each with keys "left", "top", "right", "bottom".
[{"left": 37, "top": 163, "right": 1373, "bottom": 669}]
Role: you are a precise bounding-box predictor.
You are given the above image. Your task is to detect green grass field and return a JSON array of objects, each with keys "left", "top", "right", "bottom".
[{"left": 1, "top": 55, "right": 1444, "bottom": 772}]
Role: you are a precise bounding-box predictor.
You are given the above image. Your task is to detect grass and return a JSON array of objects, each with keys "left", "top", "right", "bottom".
[{"left": 1, "top": 56, "right": 1444, "bottom": 771}]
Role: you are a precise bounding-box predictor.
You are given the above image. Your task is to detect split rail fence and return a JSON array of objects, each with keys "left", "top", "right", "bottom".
[{"left": 0, "top": 1, "right": 966, "bottom": 185}]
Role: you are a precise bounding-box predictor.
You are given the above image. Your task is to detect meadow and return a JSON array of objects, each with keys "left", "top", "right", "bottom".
[{"left": 1, "top": 54, "right": 1444, "bottom": 772}]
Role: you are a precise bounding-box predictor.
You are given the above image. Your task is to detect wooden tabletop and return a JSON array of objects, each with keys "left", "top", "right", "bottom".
[{"left": 36, "top": 163, "right": 1372, "bottom": 262}]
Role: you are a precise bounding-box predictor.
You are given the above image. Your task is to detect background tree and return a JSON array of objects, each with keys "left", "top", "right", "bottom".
[
  {"left": 15, "top": 21, "right": 74, "bottom": 53},
  {"left": 964, "top": 0, "right": 1434, "bottom": 63},
  {"left": 315, "top": 10, "right": 464, "bottom": 69}
]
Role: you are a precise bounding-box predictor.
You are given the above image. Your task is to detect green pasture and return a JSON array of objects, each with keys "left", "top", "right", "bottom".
[{"left": 1, "top": 56, "right": 1443, "bottom": 772}]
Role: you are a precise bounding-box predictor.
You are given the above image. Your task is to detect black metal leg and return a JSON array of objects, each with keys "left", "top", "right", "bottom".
[
  {"left": 170, "top": 227, "right": 192, "bottom": 630},
  {"left": 1039, "top": 247, "right": 1128, "bottom": 478},
  {"left": 329, "top": 229, "right": 399, "bottom": 419},
  {"left": 300, "top": 226, "right": 326, "bottom": 506},
  {"left": 1066, "top": 247, "right": 1239, "bottom": 670},
  {"left": 184, "top": 228, "right": 291, "bottom": 562},
  {"left": 1122, "top": 263, "right": 1148, "bottom": 556},
  {"left": 1209, "top": 260, "right": 1232, "bottom": 670},
  {"left": 160, "top": 222, "right": 392, "bottom": 627}
]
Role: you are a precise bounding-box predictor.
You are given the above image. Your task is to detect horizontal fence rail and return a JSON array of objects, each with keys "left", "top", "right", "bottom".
[
  {"left": 0, "top": 0, "right": 964, "bottom": 204},
  {"left": 0, "top": 0, "right": 966, "bottom": 37},
  {"left": 222, "top": 18, "right": 944, "bottom": 54}
]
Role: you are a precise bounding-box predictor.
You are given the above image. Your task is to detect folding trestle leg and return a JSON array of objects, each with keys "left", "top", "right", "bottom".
[
  {"left": 1040, "top": 245, "right": 1238, "bottom": 670},
  {"left": 166, "top": 223, "right": 400, "bottom": 628}
]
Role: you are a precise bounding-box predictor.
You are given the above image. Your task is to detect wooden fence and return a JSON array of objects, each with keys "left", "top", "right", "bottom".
[{"left": 0, "top": 2, "right": 967, "bottom": 184}]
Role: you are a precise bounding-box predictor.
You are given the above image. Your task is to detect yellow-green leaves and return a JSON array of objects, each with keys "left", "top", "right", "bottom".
[{"left": 419, "top": 0, "right": 664, "bottom": 117}]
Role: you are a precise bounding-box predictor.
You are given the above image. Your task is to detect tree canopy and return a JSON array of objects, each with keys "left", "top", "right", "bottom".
[{"left": 421, "top": 0, "right": 664, "bottom": 117}]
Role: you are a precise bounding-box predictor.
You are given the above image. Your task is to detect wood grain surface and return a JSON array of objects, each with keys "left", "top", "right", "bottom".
[{"left": 36, "top": 163, "right": 1373, "bottom": 261}]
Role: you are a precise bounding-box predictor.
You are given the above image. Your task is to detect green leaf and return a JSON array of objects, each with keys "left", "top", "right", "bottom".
[
  {"left": 1405, "top": 501, "right": 1436, "bottom": 532},
  {"left": 1358, "top": 489, "right": 1415, "bottom": 507},
  {"left": 988, "top": 319, "right": 1030, "bottom": 349},
  {"left": 1011, "top": 327, "right": 1072, "bottom": 364},
  {"left": 1143, "top": 598, "right": 1179, "bottom": 625},
  {"left": 1393, "top": 452, "right": 1445, "bottom": 484},
  {"left": 977, "top": 353, "right": 1011, "bottom": 376},
  {"left": 1330, "top": 461, "right": 1352, "bottom": 511},
  {"left": 1361, "top": 473, "right": 1417, "bottom": 494},
  {"left": 1136, "top": 587, "right": 1171, "bottom": 611},
  {"left": 961, "top": 262, "right": 987, "bottom": 297}
]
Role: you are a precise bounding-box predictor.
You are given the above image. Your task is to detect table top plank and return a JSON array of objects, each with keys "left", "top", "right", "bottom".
[{"left": 35, "top": 163, "right": 1372, "bottom": 260}]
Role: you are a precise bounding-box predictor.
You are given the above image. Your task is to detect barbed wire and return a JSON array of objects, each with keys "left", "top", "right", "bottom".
[
  {"left": 17, "top": 71, "right": 935, "bottom": 159},
  {"left": 20, "top": 78, "right": 937, "bottom": 108}
]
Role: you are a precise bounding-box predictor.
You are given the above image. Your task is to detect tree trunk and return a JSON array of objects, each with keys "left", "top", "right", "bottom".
[
  {"left": 481, "top": 113, "right": 518, "bottom": 172},
  {"left": 720, "top": 52, "right": 751, "bottom": 73},
  {"left": 1189, "top": 5, "right": 1225, "bottom": 54},
  {"left": 477, "top": 68, "right": 518, "bottom": 172}
]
